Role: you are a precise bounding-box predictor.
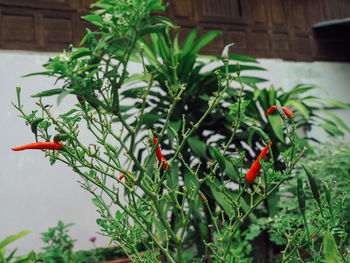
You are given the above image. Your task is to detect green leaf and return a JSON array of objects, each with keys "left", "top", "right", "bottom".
[
  {"left": 268, "top": 114, "right": 285, "bottom": 143},
  {"left": 0, "top": 230, "right": 31, "bottom": 250},
  {"left": 139, "top": 24, "right": 166, "bottom": 37},
  {"left": 324, "top": 99, "right": 350, "bottom": 109},
  {"left": 268, "top": 85, "right": 277, "bottom": 106},
  {"left": 192, "top": 30, "right": 222, "bottom": 54},
  {"left": 61, "top": 109, "right": 79, "bottom": 117},
  {"left": 323, "top": 231, "right": 339, "bottom": 263},
  {"left": 169, "top": 120, "right": 181, "bottom": 132},
  {"left": 206, "top": 181, "right": 232, "bottom": 216},
  {"left": 91, "top": 198, "right": 103, "bottom": 209},
  {"left": 319, "top": 108, "right": 350, "bottom": 133},
  {"left": 168, "top": 161, "right": 179, "bottom": 190},
  {"left": 31, "top": 89, "right": 66, "bottom": 98},
  {"left": 22, "top": 71, "right": 52, "bottom": 78},
  {"left": 210, "top": 147, "right": 226, "bottom": 171},
  {"left": 31, "top": 118, "right": 44, "bottom": 141},
  {"left": 239, "top": 76, "right": 269, "bottom": 84},
  {"left": 215, "top": 64, "right": 266, "bottom": 73},
  {"left": 13, "top": 251, "right": 35, "bottom": 263},
  {"left": 187, "top": 136, "right": 208, "bottom": 159},
  {"left": 319, "top": 123, "right": 344, "bottom": 137},
  {"left": 124, "top": 73, "right": 148, "bottom": 85},
  {"left": 288, "top": 83, "right": 325, "bottom": 96},
  {"left": 149, "top": 15, "right": 176, "bottom": 28},
  {"left": 182, "top": 28, "right": 198, "bottom": 55},
  {"left": 82, "top": 14, "right": 103, "bottom": 27},
  {"left": 71, "top": 47, "right": 90, "bottom": 60},
  {"left": 151, "top": 33, "right": 169, "bottom": 61},
  {"left": 224, "top": 158, "right": 238, "bottom": 180},
  {"left": 139, "top": 39, "right": 159, "bottom": 66},
  {"left": 57, "top": 90, "right": 71, "bottom": 105},
  {"left": 249, "top": 125, "right": 271, "bottom": 144},
  {"left": 140, "top": 113, "right": 164, "bottom": 127},
  {"left": 285, "top": 99, "right": 310, "bottom": 119}
]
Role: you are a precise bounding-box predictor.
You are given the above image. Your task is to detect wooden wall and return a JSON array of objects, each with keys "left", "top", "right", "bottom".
[
  {"left": 0, "top": 0, "right": 349, "bottom": 61},
  {"left": 0, "top": 0, "right": 91, "bottom": 51},
  {"left": 166, "top": 0, "right": 350, "bottom": 61}
]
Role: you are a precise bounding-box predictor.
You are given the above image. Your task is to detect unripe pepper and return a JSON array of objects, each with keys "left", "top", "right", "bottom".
[
  {"left": 245, "top": 142, "right": 272, "bottom": 183},
  {"left": 297, "top": 177, "right": 306, "bottom": 215},
  {"left": 266, "top": 105, "right": 294, "bottom": 118},
  {"left": 12, "top": 141, "right": 63, "bottom": 151},
  {"left": 153, "top": 136, "right": 169, "bottom": 170},
  {"left": 198, "top": 190, "right": 208, "bottom": 203},
  {"left": 302, "top": 164, "right": 324, "bottom": 216}
]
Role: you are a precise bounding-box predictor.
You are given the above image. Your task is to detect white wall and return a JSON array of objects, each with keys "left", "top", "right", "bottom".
[
  {"left": 257, "top": 59, "right": 350, "bottom": 142},
  {"left": 1, "top": 50, "right": 349, "bottom": 256},
  {"left": 0, "top": 50, "right": 109, "bottom": 256}
]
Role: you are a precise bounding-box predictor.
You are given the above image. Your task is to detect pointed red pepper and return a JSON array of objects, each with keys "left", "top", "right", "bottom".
[
  {"left": 118, "top": 171, "right": 132, "bottom": 183},
  {"left": 153, "top": 136, "right": 168, "bottom": 170},
  {"left": 12, "top": 142, "right": 63, "bottom": 151},
  {"left": 245, "top": 142, "right": 272, "bottom": 183},
  {"left": 266, "top": 106, "right": 294, "bottom": 118}
]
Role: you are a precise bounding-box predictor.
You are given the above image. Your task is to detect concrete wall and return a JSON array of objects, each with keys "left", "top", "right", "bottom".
[
  {"left": 0, "top": 50, "right": 108, "bottom": 255},
  {"left": 257, "top": 59, "right": 350, "bottom": 142},
  {"left": 0, "top": 50, "right": 349, "bottom": 256}
]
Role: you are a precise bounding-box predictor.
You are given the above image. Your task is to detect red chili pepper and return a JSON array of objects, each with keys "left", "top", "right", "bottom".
[
  {"left": 118, "top": 171, "right": 132, "bottom": 183},
  {"left": 119, "top": 174, "right": 126, "bottom": 181},
  {"left": 153, "top": 136, "right": 168, "bottom": 170},
  {"left": 245, "top": 142, "right": 272, "bottom": 183},
  {"left": 12, "top": 142, "right": 63, "bottom": 151},
  {"left": 311, "top": 233, "right": 316, "bottom": 240},
  {"left": 266, "top": 106, "right": 294, "bottom": 118}
]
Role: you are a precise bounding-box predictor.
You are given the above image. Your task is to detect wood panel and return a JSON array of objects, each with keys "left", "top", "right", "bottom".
[
  {"left": 0, "top": 0, "right": 349, "bottom": 61},
  {"left": 0, "top": 0, "right": 78, "bottom": 11}
]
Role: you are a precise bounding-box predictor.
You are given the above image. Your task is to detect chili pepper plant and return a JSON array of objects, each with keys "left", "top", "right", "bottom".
[
  {"left": 122, "top": 24, "right": 350, "bottom": 259},
  {"left": 251, "top": 142, "right": 350, "bottom": 262},
  {"left": 11, "top": 0, "right": 347, "bottom": 262}
]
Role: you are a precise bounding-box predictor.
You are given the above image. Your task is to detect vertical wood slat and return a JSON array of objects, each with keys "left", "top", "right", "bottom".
[
  {"left": 173, "top": 0, "right": 192, "bottom": 18},
  {"left": 34, "top": 12, "right": 45, "bottom": 48},
  {"left": 323, "top": 0, "right": 350, "bottom": 20}
]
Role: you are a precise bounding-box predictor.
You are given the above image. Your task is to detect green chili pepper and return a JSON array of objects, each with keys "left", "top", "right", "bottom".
[
  {"left": 322, "top": 181, "right": 331, "bottom": 205},
  {"left": 322, "top": 181, "right": 333, "bottom": 217},
  {"left": 53, "top": 134, "right": 69, "bottom": 142},
  {"left": 249, "top": 126, "right": 271, "bottom": 145},
  {"left": 31, "top": 118, "right": 44, "bottom": 142},
  {"left": 302, "top": 164, "right": 324, "bottom": 217},
  {"left": 297, "top": 177, "right": 306, "bottom": 215}
]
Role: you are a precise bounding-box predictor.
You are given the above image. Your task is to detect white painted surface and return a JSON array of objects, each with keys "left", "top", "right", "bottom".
[
  {"left": 256, "top": 59, "right": 350, "bottom": 142},
  {"left": 0, "top": 50, "right": 349, "bottom": 255},
  {"left": 0, "top": 50, "right": 109, "bottom": 255}
]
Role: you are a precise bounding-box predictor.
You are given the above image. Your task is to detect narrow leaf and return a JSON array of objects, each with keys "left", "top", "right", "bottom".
[
  {"left": 187, "top": 136, "right": 208, "bottom": 159},
  {"left": 268, "top": 115, "right": 285, "bottom": 143},
  {"left": 285, "top": 100, "right": 310, "bottom": 119},
  {"left": 182, "top": 28, "right": 198, "bottom": 55},
  {"left": 319, "top": 123, "right": 344, "bottom": 137},
  {"left": 324, "top": 99, "right": 350, "bottom": 109},
  {"left": 323, "top": 231, "right": 339, "bottom": 263},
  {"left": 319, "top": 108, "right": 350, "bottom": 133},
  {"left": 0, "top": 230, "right": 31, "bottom": 250},
  {"left": 192, "top": 30, "right": 222, "bottom": 54},
  {"left": 31, "top": 89, "right": 66, "bottom": 98}
]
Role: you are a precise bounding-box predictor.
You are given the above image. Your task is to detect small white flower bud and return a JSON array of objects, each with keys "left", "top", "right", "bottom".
[{"left": 221, "top": 43, "right": 235, "bottom": 62}]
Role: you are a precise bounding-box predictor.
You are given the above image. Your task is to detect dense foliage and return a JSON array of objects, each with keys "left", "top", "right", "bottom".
[{"left": 9, "top": 0, "right": 350, "bottom": 262}]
